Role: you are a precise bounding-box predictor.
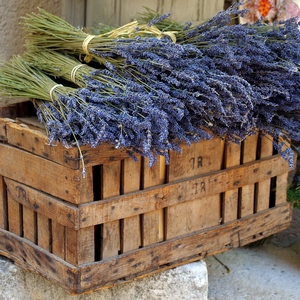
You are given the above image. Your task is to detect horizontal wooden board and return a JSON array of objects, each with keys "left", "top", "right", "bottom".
[
  {"left": 0, "top": 143, "right": 93, "bottom": 204},
  {"left": 0, "top": 228, "right": 79, "bottom": 293},
  {"left": 0, "top": 119, "right": 8, "bottom": 142},
  {"left": 79, "top": 203, "right": 292, "bottom": 292},
  {"left": 5, "top": 178, "right": 79, "bottom": 229},
  {"left": 79, "top": 154, "right": 290, "bottom": 227},
  {"left": 5, "top": 121, "right": 79, "bottom": 169}
]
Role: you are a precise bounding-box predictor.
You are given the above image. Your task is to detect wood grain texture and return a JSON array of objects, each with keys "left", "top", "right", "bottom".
[
  {"left": 101, "top": 161, "right": 121, "bottom": 259},
  {"left": 240, "top": 134, "right": 258, "bottom": 217},
  {"left": 223, "top": 142, "right": 241, "bottom": 223},
  {"left": 166, "top": 138, "right": 224, "bottom": 239},
  {"left": 256, "top": 133, "right": 273, "bottom": 211},
  {"left": 6, "top": 122, "right": 79, "bottom": 169},
  {"left": 5, "top": 178, "right": 79, "bottom": 229},
  {"left": 0, "top": 175, "right": 7, "bottom": 229},
  {"left": 79, "top": 154, "right": 289, "bottom": 227},
  {"left": 122, "top": 158, "right": 141, "bottom": 253},
  {"left": 0, "top": 143, "right": 93, "bottom": 204},
  {"left": 0, "top": 228, "right": 79, "bottom": 293},
  {"left": 79, "top": 203, "right": 292, "bottom": 293},
  {"left": 142, "top": 157, "right": 165, "bottom": 246}
]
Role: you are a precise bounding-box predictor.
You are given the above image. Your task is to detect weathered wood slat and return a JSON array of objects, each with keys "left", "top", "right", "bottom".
[
  {"left": 166, "top": 138, "right": 224, "bottom": 239},
  {"left": 240, "top": 134, "right": 258, "bottom": 217},
  {"left": 37, "top": 214, "right": 51, "bottom": 252},
  {"left": 7, "top": 193, "right": 22, "bottom": 236},
  {"left": 122, "top": 158, "right": 141, "bottom": 253},
  {"left": 0, "top": 143, "right": 93, "bottom": 204},
  {"left": 5, "top": 178, "right": 79, "bottom": 229},
  {"left": 79, "top": 203, "right": 292, "bottom": 292},
  {"left": 65, "top": 226, "right": 95, "bottom": 265},
  {"left": 0, "top": 175, "right": 7, "bottom": 229},
  {"left": 101, "top": 161, "right": 121, "bottom": 259},
  {"left": 52, "top": 221, "right": 65, "bottom": 260},
  {"left": 141, "top": 158, "right": 163, "bottom": 246},
  {"left": 81, "top": 144, "right": 130, "bottom": 167},
  {"left": 223, "top": 142, "right": 240, "bottom": 223},
  {"left": 275, "top": 173, "right": 289, "bottom": 205},
  {"left": 256, "top": 133, "right": 273, "bottom": 211},
  {"left": 79, "top": 154, "right": 289, "bottom": 227},
  {"left": 6, "top": 121, "right": 79, "bottom": 169},
  {"left": 23, "top": 206, "right": 36, "bottom": 244},
  {"left": 0, "top": 228, "right": 79, "bottom": 293},
  {"left": 0, "top": 118, "right": 7, "bottom": 141}
]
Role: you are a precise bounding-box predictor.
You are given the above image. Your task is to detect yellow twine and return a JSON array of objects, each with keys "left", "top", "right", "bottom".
[
  {"left": 49, "top": 84, "right": 63, "bottom": 101},
  {"left": 82, "top": 35, "right": 96, "bottom": 63},
  {"left": 71, "top": 64, "right": 85, "bottom": 84}
]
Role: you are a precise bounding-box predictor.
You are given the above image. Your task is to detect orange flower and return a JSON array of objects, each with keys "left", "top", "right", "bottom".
[{"left": 258, "top": 0, "right": 272, "bottom": 17}]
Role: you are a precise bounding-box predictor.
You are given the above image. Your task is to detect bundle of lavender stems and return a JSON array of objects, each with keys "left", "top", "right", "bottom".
[{"left": 0, "top": 4, "right": 299, "bottom": 173}]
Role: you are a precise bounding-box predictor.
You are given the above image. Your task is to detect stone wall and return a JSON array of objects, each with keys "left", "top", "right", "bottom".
[{"left": 0, "top": 0, "right": 62, "bottom": 61}]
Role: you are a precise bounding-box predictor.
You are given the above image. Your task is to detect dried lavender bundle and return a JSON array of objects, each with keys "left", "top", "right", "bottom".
[
  {"left": 91, "top": 37, "right": 257, "bottom": 143},
  {"left": 25, "top": 50, "right": 210, "bottom": 165},
  {"left": 138, "top": 5, "right": 300, "bottom": 165},
  {"left": 22, "top": 8, "right": 176, "bottom": 65}
]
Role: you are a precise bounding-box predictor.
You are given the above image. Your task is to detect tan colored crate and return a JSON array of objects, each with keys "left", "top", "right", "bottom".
[{"left": 0, "top": 103, "right": 292, "bottom": 294}]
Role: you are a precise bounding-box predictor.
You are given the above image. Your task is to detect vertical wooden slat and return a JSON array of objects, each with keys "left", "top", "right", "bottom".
[
  {"left": 256, "top": 133, "right": 273, "bottom": 211},
  {"left": 7, "top": 193, "right": 22, "bottom": 236},
  {"left": 101, "top": 161, "right": 121, "bottom": 259},
  {"left": 119, "top": 0, "right": 158, "bottom": 25},
  {"left": 52, "top": 221, "right": 65, "bottom": 259},
  {"left": 122, "top": 158, "right": 141, "bottom": 253},
  {"left": 23, "top": 206, "right": 36, "bottom": 243},
  {"left": 223, "top": 142, "right": 241, "bottom": 223},
  {"left": 275, "top": 137, "right": 291, "bottom": 205},
  {"left": 276, "top": 173, "right": 289, "bottom": 205},
  {"left": 0, "top": 175, "right": 8, "bottom": 229},
  {"left": 65, "top": 226, "right": 95, "bottom": 265},
  {"left": 166, "top": 138, "right": 224, "bottom": 239},
  {"left": 240, "top": 133, "right": 259, "bottom": 217},
  {"left": 142, "top": 157, "right": 164, "bottom": 246},
  {"left": 37, "top": 214, "right": 51, "bottom": 251}
]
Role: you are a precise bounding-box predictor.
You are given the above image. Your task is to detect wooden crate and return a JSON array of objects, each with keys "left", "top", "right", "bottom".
[{"left": 0, "top": 102, "right": 292, "bottom": 294}]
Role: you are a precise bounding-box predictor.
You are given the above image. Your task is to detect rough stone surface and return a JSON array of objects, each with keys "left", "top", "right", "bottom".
[
  {"left": 0, "top": 0, "right": 61, "bottom": 61},
  {"left": 206, "top": 208, "right": 300, "bottom": 300},
  {"left": 0, "top": 258, "right": 208, "bottom": 300}
]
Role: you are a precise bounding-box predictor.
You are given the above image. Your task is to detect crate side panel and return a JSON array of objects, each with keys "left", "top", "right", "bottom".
[
  {"left": 80, "top": 203, "right": 292, "bottom": 292},
  {"left": 0, "top": 143, "right": 89, "bottom": 204},
  {"left": 6, "top": 122, "right": 79, "bottom": 169},
  {"left": 223, "top": 142, "right": 241, "bottom": 223},
  {"left": 79, "top": 155, "right": 290, "bottom": 227}
]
